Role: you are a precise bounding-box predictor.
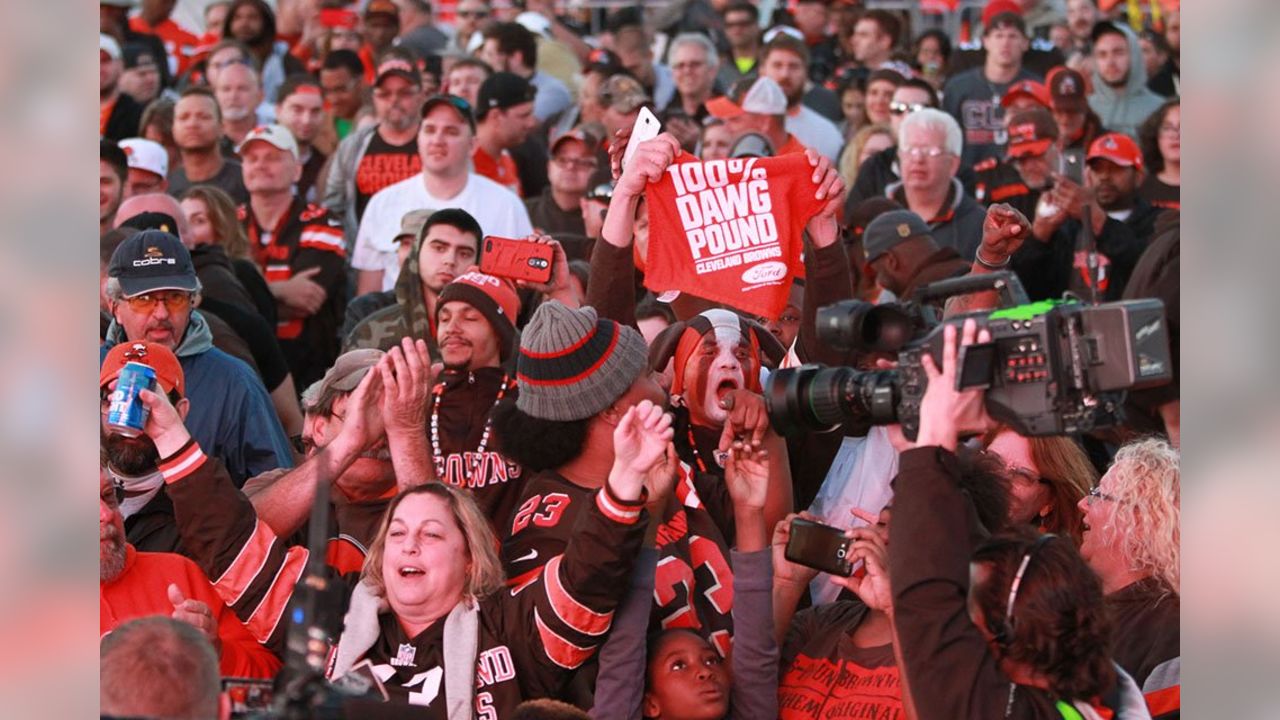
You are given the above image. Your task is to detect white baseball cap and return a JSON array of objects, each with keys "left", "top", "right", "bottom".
[
  {"left": 100, "top": 33, "right": 123, "bottom": 61},
  {"left": 706, "top": 76, "right": 788, "bottom": 119},
  {"left": 235, "top": 124, "right": 300, "bottom": 160},
  {"left": 118, "top": 137, "right": 169, "bottom": 178}
]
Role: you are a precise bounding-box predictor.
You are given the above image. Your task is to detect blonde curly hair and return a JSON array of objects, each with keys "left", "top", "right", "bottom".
[{"left": 1103, "top": 438, "right": 1180, "bottom": 593}]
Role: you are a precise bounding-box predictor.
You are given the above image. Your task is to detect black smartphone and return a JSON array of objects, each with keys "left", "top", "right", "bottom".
[{"left": 785, "top": 517, "right": 855, "bottom": 577}]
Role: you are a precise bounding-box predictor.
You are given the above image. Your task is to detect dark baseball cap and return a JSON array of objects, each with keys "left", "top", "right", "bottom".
[
  {"left": 107, "top": 229, "right": 199, "bottom": 297},
  {"left": 118, "top": 211, "right": 180, "bottom": 236},
  {"left": 375, "top": 57, "right": 420, "bottom": 87},
  {"left": 476, "top": 72, "right": 536, "bottom": 119},
  {"left": 862, "top": 210, "right": 931, "bottom": 262},
  {"left": 1047, "top": 66, "right": 1088, "bottom": 113},
  {"left": 420, "top": 93, "right": 476, "bottom": 132},
  {"left": 1006, "top": 108, "right": 1059, "bottom": 159}
]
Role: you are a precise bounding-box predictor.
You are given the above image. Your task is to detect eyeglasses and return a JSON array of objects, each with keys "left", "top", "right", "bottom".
[
  {"left": 553, "top": 155, "right": 598, "bottom": 171},
  {"left": 671, "top": 61, "right": 707, "bottom": 72},
  {"left": 1086, "top": 486, "right": 1119, "bottom": 504},
  {"left": 889, "top": 100, "right": 928, "bottom": 116},
  {"left": 900, "top": 145, "right": 948, "bottom": 160},
  {"left": 121, "top": 291, "right": 193, "bottom": 314},
  {"left": 585, "top": 183, "right": 614, "bottom": 202}
]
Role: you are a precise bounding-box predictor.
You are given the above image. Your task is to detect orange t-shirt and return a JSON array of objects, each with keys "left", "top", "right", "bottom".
[
  {"left": 473, "top": 146, "right": 522, "bottom": 197},
  {"left": 643, "top": 153, "right": 826, "bottom": 319}
]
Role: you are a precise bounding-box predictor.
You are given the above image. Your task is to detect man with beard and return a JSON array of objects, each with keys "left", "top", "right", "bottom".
[
  {"left": 238, "top": 124, "right": 347, "bottom": 389},
  {"left": 243, "top": 346, "right": 431, "bottom": 574},
  {"left": 1085, "top": 131, "right": 1164, "bottom": 244},
  {"left": 760, "top": 34, "right": 843, "bottom": 163},
  {"left": 1088, "top": 20, "right": 1164, "bottom": 139},
  {"left": 346, "top": 209, "right": 480, "bottom": 354},
  {"left": 429, "top": 269, "right": 533, "bottom": 527},
  {"left": 100, "top": 465, "right": 281, "bottom": 679},
  {"left": 212, "top": 61, "right": 268, "bottom": 146},
  {"left": 973, "top": 107, "right": 1061, "bottom": 220},
  {"left": 168, "top": 87, "right": 249, "bottom": 204},
  {"left": 101, "top": 230, "right": 293, "bottom": 486},
  {"left": 323, "top": 54, "right": 426, "bottom": 250},
  {"left": 1012, "top": 132, "right": 1150, "bottom": 301},
  {"left": 101, "top": 341, "right": 194, "bottom": 553},
  {"left": 102, "top": 34, "right": 144, "bottom": 142}
]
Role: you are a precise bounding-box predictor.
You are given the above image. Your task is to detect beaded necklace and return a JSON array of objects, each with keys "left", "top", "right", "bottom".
[{"left": 429, "top": 372, "right": 511, "bottom": 484}]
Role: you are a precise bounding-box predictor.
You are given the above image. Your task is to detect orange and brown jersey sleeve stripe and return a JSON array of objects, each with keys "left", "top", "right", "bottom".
[
  {"left": 595, "top": 484, "right": 645, "bottom": 526},
  {"left": 542, "top": 554, "right": 613, "bottom": 637},
  {"left": 534, "top": 608, "right": 596, "bottom": 670},
  {"left": 300, "top": 225, "right": 346, "bottom": 256},
  {"left": 243, "top": 545, "right": 309, "bottom": 643},
  {"left": 158, "top": 439, "right": 206, "bottom": 484}
]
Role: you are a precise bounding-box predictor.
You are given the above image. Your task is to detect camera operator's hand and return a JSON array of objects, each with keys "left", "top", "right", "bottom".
[
  {"left": 771, "top": 512, "right": 821, "bottom": 588},
  {"left": 803, "top": 147, "right": 845, "bottom": 249},
  {"left": 915, "top": 319, "right": 994, "bottom": 451},
  {"left": 979, "top": 203, "right": 1030, "bottom": 263}
]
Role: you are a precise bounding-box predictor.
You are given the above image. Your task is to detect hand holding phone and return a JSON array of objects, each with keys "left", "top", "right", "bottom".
[
  {"left": 621, "top": 106, "right": 661, "bottom": 171},
  {"left": 479, "top": 236, "right": 554, "bottom": 285},
  {"left": 785, "top": 517, "right": 857, "bottom": 577}
]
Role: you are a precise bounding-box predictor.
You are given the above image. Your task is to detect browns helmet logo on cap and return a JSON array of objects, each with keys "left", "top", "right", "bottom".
[{"left": 1104, "top": 136, "right": 1118, "bottom": 149}]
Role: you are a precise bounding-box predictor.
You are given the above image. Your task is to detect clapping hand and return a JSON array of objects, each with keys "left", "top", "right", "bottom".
[{"left": 378, "top": 338, "right": 433, "bottom": 437}]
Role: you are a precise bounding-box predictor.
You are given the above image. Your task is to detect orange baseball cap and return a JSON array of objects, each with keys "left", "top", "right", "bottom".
[
  {"left": 1086, "top": 133, "right": 1144, "bottom": 171},
  {"left": 1001, "top": 80, "right": 1050, "bottom": 110},
  {"left": 100, "top": 341, "right": 185, "bottom": 397}
]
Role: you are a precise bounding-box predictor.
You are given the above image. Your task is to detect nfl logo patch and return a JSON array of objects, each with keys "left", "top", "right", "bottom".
[{"left": 392, "top": 643, "right": 417, "bottom": 667}]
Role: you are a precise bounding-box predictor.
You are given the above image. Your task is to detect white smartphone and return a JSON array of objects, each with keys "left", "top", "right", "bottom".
[{"left": 622, "top": 106, "right": 661, "bottom": 171}]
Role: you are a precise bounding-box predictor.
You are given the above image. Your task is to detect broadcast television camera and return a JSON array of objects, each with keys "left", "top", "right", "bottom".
[{"left": 765, "top": 272, "right": 1172, "bottom": 439}]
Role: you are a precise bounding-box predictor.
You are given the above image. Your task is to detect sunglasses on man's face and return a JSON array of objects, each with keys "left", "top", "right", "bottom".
[{"left": 889, "top": 100, "right": 927, "bottom": 116}]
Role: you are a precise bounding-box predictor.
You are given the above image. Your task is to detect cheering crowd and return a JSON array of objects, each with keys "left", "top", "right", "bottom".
[{"left": 99, "top": 0, "right": 1180, "bottom": 718}]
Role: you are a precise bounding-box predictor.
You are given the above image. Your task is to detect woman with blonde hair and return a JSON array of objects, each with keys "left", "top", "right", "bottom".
[
  {"left": 837, "top": 124, "right": 894, "bottom": 190},
  {"left": 982, "top": 425, "right": 1096, "bottom": 545},
  {"left": 180, "top": 185, "right": 278, "bottom": 325},
  {"left": 326, "top": 399, "right": 669, "bottom": 712},
  {"left": 1078, "top": 438, "right": 1180, "bottom": 718}
]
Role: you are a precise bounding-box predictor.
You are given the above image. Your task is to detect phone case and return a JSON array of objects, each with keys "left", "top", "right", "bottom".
[
  {"left": 480, "top": 236, "right": 554, "bottom": 284},
  {"left": 785, "top": 518, "right": 854, "bottom": 577},
  {"left": 622, "top": 107, "right": 661, "bottom": 170}
]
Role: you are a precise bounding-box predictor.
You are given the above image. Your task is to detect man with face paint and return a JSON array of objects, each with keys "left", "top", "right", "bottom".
[{"left": 645, "top": 308, "right": 794, "bottom": 657}]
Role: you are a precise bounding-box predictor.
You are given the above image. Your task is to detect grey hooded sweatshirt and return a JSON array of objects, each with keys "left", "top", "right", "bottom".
[{"left": 1088, "top": 24, "right": 1165, "bottom": 139}]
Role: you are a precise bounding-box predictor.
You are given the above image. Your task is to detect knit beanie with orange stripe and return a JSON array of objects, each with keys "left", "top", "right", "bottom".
[{"left": 515, "top": 301, "right": 649, "bottom": 421}]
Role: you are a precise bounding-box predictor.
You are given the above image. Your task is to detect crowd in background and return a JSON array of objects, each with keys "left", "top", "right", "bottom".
[{"left": 99, "top": 0, "right": 1180, "bottom": 718}]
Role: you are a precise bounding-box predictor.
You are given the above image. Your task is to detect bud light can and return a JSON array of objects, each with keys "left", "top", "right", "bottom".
[{"left": 107, "top": 362, "right": 156, "bottom": 438}]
